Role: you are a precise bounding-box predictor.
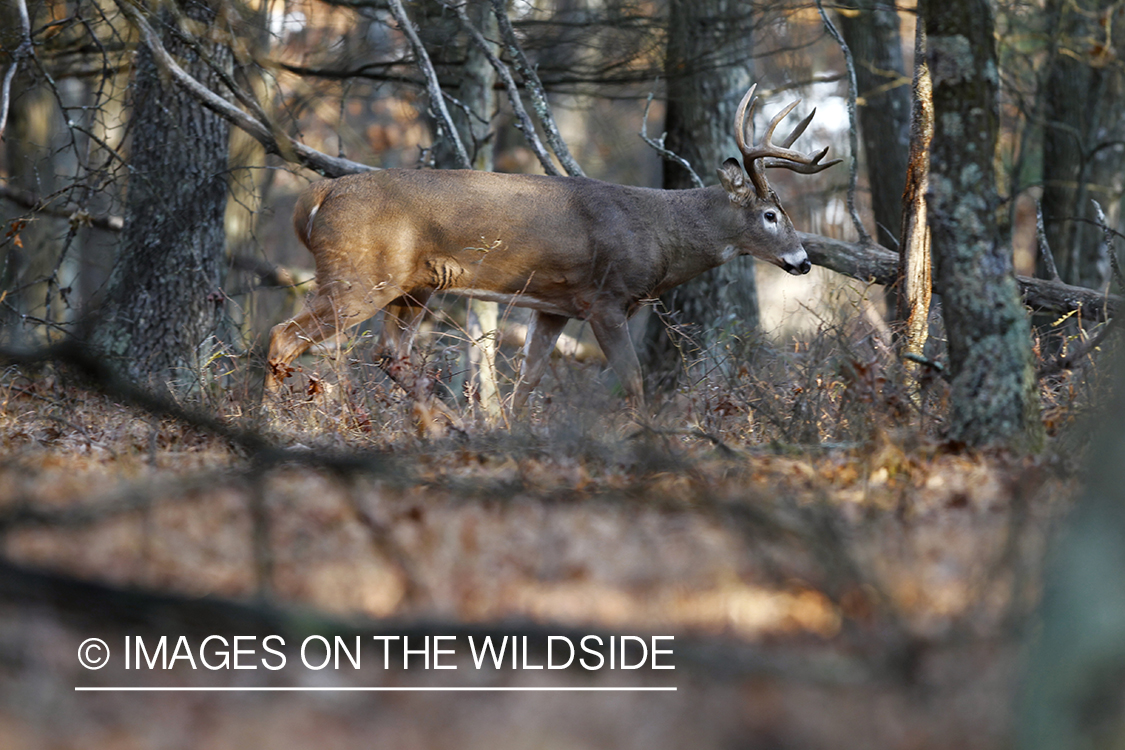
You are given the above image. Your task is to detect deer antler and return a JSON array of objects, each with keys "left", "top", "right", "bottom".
[{"left": 734, "top": 84, "right": 842, "bottom": 198}]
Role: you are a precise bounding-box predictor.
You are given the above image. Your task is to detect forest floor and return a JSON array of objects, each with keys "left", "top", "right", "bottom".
[{"left": 0, "top": 327, "right": 1103, "bottom": 750}]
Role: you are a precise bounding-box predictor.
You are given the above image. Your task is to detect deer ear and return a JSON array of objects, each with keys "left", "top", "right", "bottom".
[{"left": 717, "top": 158, "right": 751, "bottom": 203}]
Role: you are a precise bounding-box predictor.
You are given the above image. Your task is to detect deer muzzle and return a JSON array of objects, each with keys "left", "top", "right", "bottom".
[{"left": 779, "top": 249, "right": 812, "bottom": 276}]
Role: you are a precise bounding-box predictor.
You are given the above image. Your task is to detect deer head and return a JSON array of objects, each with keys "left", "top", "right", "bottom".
[{"left": 716, "top": 84, "right": 840, "bottom": 275}]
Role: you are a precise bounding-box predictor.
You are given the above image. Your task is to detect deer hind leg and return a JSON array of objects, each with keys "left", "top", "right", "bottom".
[
  {"left": 266, "top": 285, "right": 399, "bottom": 391},
  {"left": 513, "top": 310, "right": 569, "bottom": 411}
]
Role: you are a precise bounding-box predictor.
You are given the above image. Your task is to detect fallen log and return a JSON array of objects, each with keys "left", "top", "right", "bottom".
[{"left": 800, "top": 232, "right": 1120, "bottom": 321}]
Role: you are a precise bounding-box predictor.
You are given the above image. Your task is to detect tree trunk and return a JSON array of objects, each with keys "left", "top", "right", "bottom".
[
  {"left": 837, "top": 0, "right": 911, "bottom": 248},
  {"left": 640, "top": 0, "right": 757, "bottom": 384},
  {"left": 1040, "top": 0, "right": 1125, "bottom": 290},
  {"left": 920, "top": 0, "right": 1042, "bottom": 449},
  {"left": 91, "top": 0, "right": 231, "bottom": 388},
  {"left": 461, "top": 0, "right": 502, "bottom": 422},
  {"left": 836, "top": 0, "right": 911, "bottom": 318}
]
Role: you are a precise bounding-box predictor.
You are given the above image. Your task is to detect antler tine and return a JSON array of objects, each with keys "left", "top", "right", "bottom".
[
  {"left": 761, "top": 99, "right": 802, "bottom": 147},
  {"left": 779, "top": 108, "right": 816, "bottom": 149},
  {"left": 733, "top": 83, "right": 758, "bottom": 157},
  {"left": 764, "top": 147, "right": 843, "bottom": 174}
]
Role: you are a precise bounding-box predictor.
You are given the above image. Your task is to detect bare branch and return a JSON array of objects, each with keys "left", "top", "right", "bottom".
[
  {"left": 1092, "top": 199, "right": 1125, "bottom": 290},
  {"left": 816, "top": 0, "right": 872, "bottom": 245},
  {"left": 1036, "top": 201, "right": 1061, "bottom": 282},
  {"left": 0, "top": 184, "right": 124, "bottom": 232},
  {"left": 487, "top": 0, "right": 584, "bottom": 177},
  {"left": 639, "top": 88, "right": 704, "bottom": 189},
  {"left": 386, "top": 0, "right": 470, "bottom": 169},
  {"left": 444, "top": 1, "right": 560, "bottom": 175},
  {"left": 0, "top": 0, "right": 33, "bottom": 140},
  {"left": 111, "top": 0, "right": 377, "bottom": 178},
  {"left": 1038, "top": 317, "right": 1120, "bottom": 377}
]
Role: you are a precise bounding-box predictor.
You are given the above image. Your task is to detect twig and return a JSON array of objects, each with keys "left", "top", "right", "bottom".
[
  {"left": 0, "top": 184, "right": 124, "bottom": 232},
  {"left": 386, "top": 0, "right": 471, "bottom": 169},
  {"left": 487, "top": 0, "right": 584, "bottom": 177},
  {"left": 639, "top": 87, "right": 705, "bottom": 189},
  {"left": 816, "top": 0, "right": 871, "bottom": 245}
]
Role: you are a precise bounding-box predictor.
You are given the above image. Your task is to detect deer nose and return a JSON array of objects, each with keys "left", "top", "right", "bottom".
[{"left": 781, "top": 254, "right": 812, "bottom": 276}]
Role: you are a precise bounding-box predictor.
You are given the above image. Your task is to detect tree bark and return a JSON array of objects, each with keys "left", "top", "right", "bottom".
[
  {"left": 91, "top": 0, "right": 231, "bottom": 388},
  {"left": 641, "top": 0, "right": 757, "bottom": 383},
  {"left": 920, "top": 0, "right": 1042, "bottom": 449}
]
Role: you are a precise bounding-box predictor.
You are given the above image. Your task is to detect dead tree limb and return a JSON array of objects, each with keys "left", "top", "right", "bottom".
[
  {"left": 487, "top": 0, "right": 584, "bottom": 177},
  {"left": 801, "top": 232, "right": 1121, "bottom": 320},
  {"left": 896, "top": 21, "right": 933, "bottom": 366},
  {"left": 387, "top": 0, "right": 470, "bottom": 169},
  {"left": 112, "top": 0, "right": 376, "bottom": 178}
]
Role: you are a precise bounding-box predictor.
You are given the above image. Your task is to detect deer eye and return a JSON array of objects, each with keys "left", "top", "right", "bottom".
[{"left": 764, "top": 210, "right": 778, "bottom": 223}]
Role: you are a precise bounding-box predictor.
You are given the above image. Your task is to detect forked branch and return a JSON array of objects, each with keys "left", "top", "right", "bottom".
[{"left": 639, "top": 87, "right": 704, "bottom": 189}]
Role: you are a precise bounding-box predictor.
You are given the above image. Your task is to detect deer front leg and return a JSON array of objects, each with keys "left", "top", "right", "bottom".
[
  {"left": 265, "top": 287, "right": 397, "bottom": 391},
  {"left": 589, "top": 312, "right": 645, "bottom": 407},
  {"left": 378, "top": 291, "right": 432, "bottom": 362},
  {"left": 513, "top": 310, "right": 569, "bottom": 411}
]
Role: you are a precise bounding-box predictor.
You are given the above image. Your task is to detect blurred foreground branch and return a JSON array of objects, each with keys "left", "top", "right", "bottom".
[{"left": 0, "top": 341, "right": 397, "bottom": 477}]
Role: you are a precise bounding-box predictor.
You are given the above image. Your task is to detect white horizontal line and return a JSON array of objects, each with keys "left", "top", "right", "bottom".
[{"left": 75, "top": 686, "right": 677, "bottom": 692}]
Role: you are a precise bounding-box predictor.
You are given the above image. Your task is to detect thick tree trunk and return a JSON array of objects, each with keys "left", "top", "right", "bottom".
[
  {"left": 920, "top": 0, "right": 1042, "bottom": 449},
  {"left": 1040, "top": 0, "right": 1125, "bottom": 290},
  {"left": 91, "top": 0, "right": 231, "bottom": 388},
  {"left": 641, "top": 0, "right": 757, "bottom": 383}
]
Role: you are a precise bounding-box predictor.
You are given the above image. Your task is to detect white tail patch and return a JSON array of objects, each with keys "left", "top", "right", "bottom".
[{"left": 305, "top": 203, "right": 320, "bottom": 242}]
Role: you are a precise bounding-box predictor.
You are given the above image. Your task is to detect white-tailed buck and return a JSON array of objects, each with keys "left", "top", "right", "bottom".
[{"left": 267, "top": 84, "right": 838, "bottom": 407}]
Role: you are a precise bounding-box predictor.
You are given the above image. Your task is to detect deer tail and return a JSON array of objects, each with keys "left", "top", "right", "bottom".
[{"left": 292, "top": 180, "right": 336, "bottom": 249}]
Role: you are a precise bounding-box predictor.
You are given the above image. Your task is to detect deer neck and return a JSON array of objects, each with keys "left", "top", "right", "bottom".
[{"left": 655, "top": 186, "right": 744, "bottom": 290}]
